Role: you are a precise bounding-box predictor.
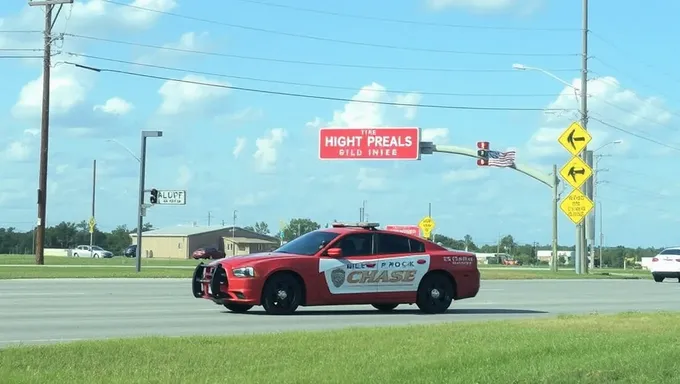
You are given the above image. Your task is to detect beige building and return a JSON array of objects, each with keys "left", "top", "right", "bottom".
[{"left": 129, "top": 225, "right": 279, "bottom": 259}]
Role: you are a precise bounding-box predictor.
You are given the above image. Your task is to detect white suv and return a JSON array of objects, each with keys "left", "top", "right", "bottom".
[{"left": 650, "top": 247, "right": 680, "bottom": 282}]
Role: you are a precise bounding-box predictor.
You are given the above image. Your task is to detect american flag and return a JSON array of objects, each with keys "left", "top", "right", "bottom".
[{"left": 487, "top": 150, "right": 516, "bottom": 167}]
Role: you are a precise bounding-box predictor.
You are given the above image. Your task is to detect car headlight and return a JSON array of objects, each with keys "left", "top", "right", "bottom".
[{"left": 232, "top": 266, "right": 255, "bottom": 278}]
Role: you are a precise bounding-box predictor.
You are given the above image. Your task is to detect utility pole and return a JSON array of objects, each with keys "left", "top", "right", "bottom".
[
  {"left": 585, "top": 150, "right": 594, "bottom": 270},
  {"left": 551, "top": 164, "right": 559, "bottom": 272},
  {"left": 29, "top": 0, "right": 73, "bottom": 265},
  {"left": 578, "top": 0, "right": 590, "bottom": 274},
  {"left": 207, "top": 211, "right": 212, "bottom": 226},
  {"left": 89, "top": 159, "right": 96, "bottom": 257},
  {"left": 232, "top": 210, "right": 237, "bottom": 256},
  {"left": 599, "top": 202, "right": 604, "bottom": 267}
]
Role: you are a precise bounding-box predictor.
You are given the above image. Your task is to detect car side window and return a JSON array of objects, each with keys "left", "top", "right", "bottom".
[
  {"left": 409, "top": 239, "right": 425, "bottom": 253},
  {"left": 377, "top": 233, "right": 411, "bottom": 254},
  {"left": 337, "top": 233, "right": 374, "bottom": 257}
]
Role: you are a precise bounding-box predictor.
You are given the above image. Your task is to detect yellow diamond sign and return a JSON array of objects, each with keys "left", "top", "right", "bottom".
[
  {"left": 559, "top": 156, "right": 593, "bottom": 189},
  {"left": 558, "top": 121, "right": 592, "bottom": 156},
  {"left": 418, "top": 216, "right": 435, "bottom": 238},
  {"left": 559, "top": 188, "right": 594, "bottom": 225},
  {"left": 88, "top": 217, "right": 96, "bottom": 234}
]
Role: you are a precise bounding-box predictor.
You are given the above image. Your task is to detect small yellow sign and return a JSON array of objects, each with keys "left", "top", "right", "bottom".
[
  {"left": 559, "top": 188, "right": 594, "bottom": 225},
  {"left": 559, "top": 156, "right": 593, "bottom": 189},
  {"left": 418, "top": 216, "right": 436, "bottom": 238},
  {"left": 558, "top": 121, "right": 592, "bottom": 156},
  {"left": 88, "top": 217, "right": 96, "bottom": 234}
]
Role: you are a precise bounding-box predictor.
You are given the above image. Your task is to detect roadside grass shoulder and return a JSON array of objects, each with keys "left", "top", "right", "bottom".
[{"left": 1, "top": 311, "right": 677, "bottom": 383}]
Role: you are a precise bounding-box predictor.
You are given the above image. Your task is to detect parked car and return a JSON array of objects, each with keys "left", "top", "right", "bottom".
[
  {"left": 191, "top": 247, "right": 226, "bottom": 260},
  {"left": 71, "top": 245, "right": 113, "bottom": 258},
  {"left": 123, "top": 245, "right": 137, "bottom": 258},
  {"left": 650, "top": 247, "right": 680, "bottom": 282},
  {"left": 191, "top": 222, "right": 480, "bottom": 315}
]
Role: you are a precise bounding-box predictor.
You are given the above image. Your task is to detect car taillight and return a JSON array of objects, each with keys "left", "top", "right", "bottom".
[{"left": 652, "top": 258, "right": 659, "bottom": 262}]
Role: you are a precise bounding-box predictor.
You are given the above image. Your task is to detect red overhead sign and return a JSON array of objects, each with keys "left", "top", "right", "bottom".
[
  {"left": 319, "top": 127, "right": 421, "bottom": 160},
  {"left": 384, "top": 225, "right": 421, "bottom": 237}
]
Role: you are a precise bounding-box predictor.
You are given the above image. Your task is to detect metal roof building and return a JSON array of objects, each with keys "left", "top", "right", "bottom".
[{"left": 129, "top": 225, "right": 279, "bottom": 259}]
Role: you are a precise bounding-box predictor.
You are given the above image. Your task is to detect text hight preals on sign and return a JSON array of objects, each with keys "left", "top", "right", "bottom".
[{"left": 318, "top": 127, "right": 421, "bottom": 160}]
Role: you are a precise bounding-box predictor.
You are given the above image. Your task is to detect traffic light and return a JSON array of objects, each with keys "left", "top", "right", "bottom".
[
  {"left": 476, "top": 141, "right": 489, "bottom": 166},
  {"left": 149, "top": 189, "right": 158, "bottom": 204}
]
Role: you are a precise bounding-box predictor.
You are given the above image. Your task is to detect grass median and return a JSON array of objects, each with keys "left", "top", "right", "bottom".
[
  {"left": 1, "top": 311, "right": 677, "bottom": 383},
  {"left": 0, "top": 255, "right": 649, "bottom": 280}
]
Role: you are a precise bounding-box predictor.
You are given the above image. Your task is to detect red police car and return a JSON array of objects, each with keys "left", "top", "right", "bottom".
[{"left": 191, "top": 222, "right": 480, "bottom": 315}]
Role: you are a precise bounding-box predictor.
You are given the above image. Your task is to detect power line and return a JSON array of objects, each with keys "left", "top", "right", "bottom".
[
  {"left": 0, "top": 55, "right": 44, "bottom": 59},
  {"left": 0, "top": 48, "right": 43, "bottom": 52},
  {"left": 0, "top": 30, "right": 42, "bottom": 34},
  {"left": 63, "top": 34, "right": 580, "bottom": 74},
  {"left": 590, "top": 116, "right": 680, "bottom": 152},
  {"left": 226, "top": 0, "right": 579, "bottom": 32},
  {"left": 65, "top": 61, "right": 571, "bottom": 112},
  {"left": 64, "top": 52, "right": 566, "bottom": 98},
  {"left": 100, "top": 0, "right": 578, "bottom": 57}
]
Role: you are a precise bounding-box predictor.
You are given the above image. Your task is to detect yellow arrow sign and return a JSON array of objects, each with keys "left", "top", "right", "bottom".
[
  {"left": 559, "top": 156, "right": 593, "bottom": 189},
  {"left": 559, "top": 188, "right": 594, "bottom": 225},
  {"left": 558, "top": 121, "right": 592, "bottom": 156},
  {"left": 88, "top": 217, "right": 96, "bottom": 233}
]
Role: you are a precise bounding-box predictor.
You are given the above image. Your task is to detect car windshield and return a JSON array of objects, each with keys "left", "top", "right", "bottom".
[
  {"left": 660, "top": 249, "right": 680, "bottom": 255},
  {"left": 92, "top": 246, "right": 103, "bottom": 251},
  {"left": 275, "top": 231, "right": 340, "bottom": 256}
]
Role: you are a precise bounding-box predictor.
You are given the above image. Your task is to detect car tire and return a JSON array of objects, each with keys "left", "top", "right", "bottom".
[
  {"left": 653, "top": 274, "right": 664, "bottom": 283},
  {"left": 73, "top": 253, "right": 78, "bottom": 257},
  {"left": 261, "top": 273, "right": 303, "bottom": 315},
  {"left": 416, "top": 272, "right": 454, "bottom": 314},
  {"left": 224, "top": 303, "right": 254, "bottom": 313},
  {"left": 371, "top": 304, "right": 399, "bottom": 312}
]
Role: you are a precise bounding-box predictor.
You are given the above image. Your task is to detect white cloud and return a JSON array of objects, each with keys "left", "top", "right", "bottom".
[
  {"left": 176, "top": 165, "right": 192, "bottom": 187},
  {"left": 233, "top": 137, "right": 246, "bottom": 158},
  {"left": 0, "top": 129, "right": 39, "bottom": 163},
  {"left": 253, "top": 128, "right": 287, "bottom": 173},
  {"left": 312, "top": 82, "right": 422, "bottom": 128},
  {"left": 525, "top": 76, "right": 670, "bottom": 159},
  {"left": 234, "top": 191, "right": 271, "bottom": 207},
  {"left": 442, "top": 168, "right": 490, "bottom": 183},
  {"left": 93, "top": 97, "right": 133, "bottom": 115},
  {"left": 426, "top": 0, "right": 540, "bottom": 13},
  {"left": 136, "top": 31, "right": 210, "bottom": 64},
  {"left": 157, "top": 75, "right": 230, "bottom": 115},
  {"left": 421, "top": 128, "right": 449, "bottom": 143},
  {"left": 357, "top": 167, "right": 388, "bottom": 191},
  {"left": 12, "top": 57, "right": 91, "bottom": 118}
]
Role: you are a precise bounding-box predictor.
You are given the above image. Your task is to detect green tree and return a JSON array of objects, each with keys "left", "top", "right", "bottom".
[
  {"left": 281, "top": 218, "right": 320, "bottom": 242},
  {"left": 254, "top": 221, "right": 270, "bottom": 235}
]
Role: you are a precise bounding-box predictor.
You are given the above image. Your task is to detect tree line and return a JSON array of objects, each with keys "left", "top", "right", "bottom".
[{"left": 0, "top": 218, "right": 661, "bottom": 267}]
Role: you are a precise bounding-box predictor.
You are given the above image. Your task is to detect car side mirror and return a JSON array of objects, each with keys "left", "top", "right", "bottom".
[{"left": 326, "top": 248, "right": 342, "bottom": 258}]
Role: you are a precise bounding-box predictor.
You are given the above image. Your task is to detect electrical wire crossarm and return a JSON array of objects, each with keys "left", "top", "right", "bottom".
[
  {"left": 98, "top": 0, "right": 578, "bottom": 57},
  {"left": 64, "top": 62, "right": 571, "bottom": 112},
  {"left": 62, "top": 52, "right": 572, "bottom": 98}
]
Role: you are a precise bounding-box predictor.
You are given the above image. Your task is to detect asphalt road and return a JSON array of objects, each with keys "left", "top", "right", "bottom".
[{"left": 1, "top": 277, "right": 677, "bottom": 348}]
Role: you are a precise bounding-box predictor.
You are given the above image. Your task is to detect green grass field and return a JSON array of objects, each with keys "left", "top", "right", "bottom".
[
  {"left": 0, "top": 255, "right": 650, "bottom": 280},
  {"left": 1, "top": 311, "right": 676, "bottom": 383}
]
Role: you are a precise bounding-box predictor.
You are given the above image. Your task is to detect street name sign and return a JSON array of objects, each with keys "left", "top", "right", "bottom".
[
  {"left": 559, "top": 188, "right": 594, "bottom": 225},
  {"left": 558, "top": 122, "right": 591, "bottom": 156},
  {"left": 156, "top": 190, "right": 187, "bottom": 205},
  {"left": 319, "top": 127, "right": 421, "bottom": 160},
  {"left": 559, "top": 156, "right": 593, "bottom": 189}
]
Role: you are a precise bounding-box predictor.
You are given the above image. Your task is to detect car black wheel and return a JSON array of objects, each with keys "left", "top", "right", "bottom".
[
  {"left": 261, "top": 273, "right": 302, "bottom": 315},
  {"left": 371, "top": 303, "right": 399, "bottom": 312},
  {"left": 653, "top": 274, "right": 664, "bottom": 283},
  {"left": 224, "top": 303, "right": 254, "bottom": 313},
  {"left": 416, "top": 273, "right": 454, "bottom": 314}
]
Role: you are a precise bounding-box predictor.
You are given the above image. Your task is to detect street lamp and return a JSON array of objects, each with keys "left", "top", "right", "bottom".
[
  {"left": 590, "top": 139, "right": 622, "bottom": 268},
  {"left": 512, "top": 63, "right": 578, "bottom": 90},
  {"left": 135, "top": 130, "right": 163, "bottom": 272},
  {"left": 105, "top": 139, "right": 141, "bottom": 163}
]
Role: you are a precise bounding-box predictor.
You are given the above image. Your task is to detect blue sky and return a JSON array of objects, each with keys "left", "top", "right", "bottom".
[{"left": 1, "top": 0, "right": 679, "bottom": 248}]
